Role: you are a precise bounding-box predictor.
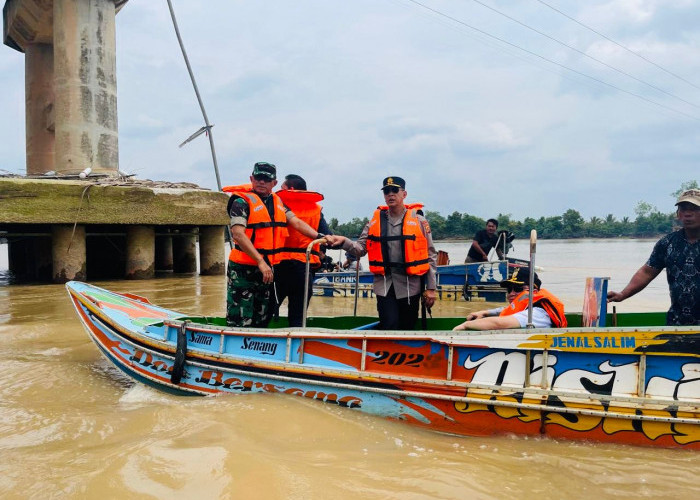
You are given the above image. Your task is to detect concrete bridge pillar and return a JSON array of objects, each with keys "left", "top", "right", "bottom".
[
  {"left": 155, "top": 234, "right": 174, "bottom": 272},
  {"left": 125, "top": 225, "right": 155, "bottom": 279},
  {"left": 199, "top": 226, "right": 225, "bottom": 275},
  {"left": 25, "top": 43, "right": 55, "bottom": 175},
  {"left": 53, "top": 0, "right": 119, "bottom": 175},
  {"left": 173, "top": 233, "right": 197, "bottom": 273},
  {"left": 52, "top": 224, "right": 86, "bottom": 282}
]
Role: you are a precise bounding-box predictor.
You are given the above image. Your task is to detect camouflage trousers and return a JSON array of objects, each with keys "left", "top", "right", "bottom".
[{"left": 226, "top": 262, "right": 274, "bottom": 327}]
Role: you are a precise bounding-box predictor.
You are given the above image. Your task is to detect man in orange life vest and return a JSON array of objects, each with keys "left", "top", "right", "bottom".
[
  {"left": 274, "top": 174, "right": 332, "bottom": 327},
  {"left": 333, "top": 176, "right": 438, "bottom": 330},
  {"left": 453, "top": 267, "right": 567, "bottom": 330},
  {"left": 224, "top": 163, "right": 335, "bottom": 327}
]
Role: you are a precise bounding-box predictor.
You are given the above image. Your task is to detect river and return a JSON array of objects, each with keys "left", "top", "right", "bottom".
[{"left": 1, "top": 239, "right": 696, "bottom": 499}]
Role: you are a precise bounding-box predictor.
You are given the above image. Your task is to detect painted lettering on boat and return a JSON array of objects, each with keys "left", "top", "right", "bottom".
[
  {"left": 194, "top": 370, "right": 362, "bottom": 407},
  {"left": 332, "top": 276, "right": 357, "bottom": 284},
  {"left": 189, "top": 331, "right": 214, "bottom": 346},
  {"left": 129, "top": 349, "right": 190, "bottom": 378},
  {"left": 241, "top": 337, "right": 278, "bottom": 356},
  {"left": 550, "top": 335, "right": 636, "bottom": 349},
  {"left": 372, "top": 351, "right": 425, "bottom": 367},
  {"left": 195, "top": 371, "right": 282, "bottom": 392},
  {"left": 456, "top": 350, "right": 700, "bottom": 445}
]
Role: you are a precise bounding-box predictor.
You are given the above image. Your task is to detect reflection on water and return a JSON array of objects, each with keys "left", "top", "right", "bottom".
[{"left": 1, "top": 240, "right": 693, "bottom": 499}]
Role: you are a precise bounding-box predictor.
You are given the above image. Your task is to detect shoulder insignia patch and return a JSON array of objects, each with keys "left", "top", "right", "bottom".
[{"left": 420, "top": 219, "right": 431, "bottom": 234}]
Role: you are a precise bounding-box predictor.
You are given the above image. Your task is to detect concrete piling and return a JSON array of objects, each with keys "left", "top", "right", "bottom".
[
  {"left": 51, "top": 224, "right": 86, "bottom": 283},
  {"left": 199, "top": 226, "right": 225, "bottom": 275},
  {"left": 125, "top": 225, "right": 155, "bottom": 279}
]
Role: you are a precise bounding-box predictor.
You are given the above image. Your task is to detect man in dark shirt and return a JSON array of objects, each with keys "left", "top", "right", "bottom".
[
  {"left": 274, "top": 174, "right": 332, "bottom": 327},
  {"left": 608, "top": 189, "right": 700, "bottom": 326},
  {"left": 466, "top": 219, "right": 505, "bottom": 263}
]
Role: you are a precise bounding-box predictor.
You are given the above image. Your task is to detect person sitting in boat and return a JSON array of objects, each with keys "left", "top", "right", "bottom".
[
  {"left": 453, "top": 267, "right": 567, "bottom": 330},
  {"left": 607, "top": 189, "right": 700, "bottom": 326},
  {"left": 332, "top": 176, "right": 437, "bottom": 330},
  {"left": 222, "top": 163, "right": 339, "bottom": 328},
  {"left": 465, "top": 219, "right": 505, "bottom": 263},
  {"left": 318, "top": 248, "right": 338, "bottom": 273},
  {"left": 342, "top": 252, "right": 362, "bottom": 271}
]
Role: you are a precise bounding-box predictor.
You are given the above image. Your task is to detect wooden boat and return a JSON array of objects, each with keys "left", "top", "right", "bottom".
[{"left": 66, "top": 280, "right": 700, "bottom": 449}]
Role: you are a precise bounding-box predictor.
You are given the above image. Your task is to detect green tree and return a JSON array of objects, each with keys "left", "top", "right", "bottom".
[
  {"left": 424, "top": 211, "right": 446, "bottom": 239},
  {"left": 444, "top": 211, "right": 464, "bottom": 239},
  {"left": 561, "top": 209, "right": 585, "bottom": 238},
  {"left": 336, "top": 217, "right": 369, "bottom": 239},
  {"left": 329, "top": 217, "right": 339, "bottom": 233}
]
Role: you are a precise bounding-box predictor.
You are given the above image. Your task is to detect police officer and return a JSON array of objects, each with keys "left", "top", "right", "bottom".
[{"left": 333, "top": 176, "right": 437, "bottom": 330}]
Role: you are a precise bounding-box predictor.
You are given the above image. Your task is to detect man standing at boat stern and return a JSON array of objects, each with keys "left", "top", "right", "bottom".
[
  {"left": 333, "top": 176, "right": 437, "bottom": 330},
  {"left": 465, "top": 219, "right": 504, "bottom": 263},
  {"left": 223, "top": 163, "right": 330, "bottom": 327},
  {"left": 608, "top": 189, "right": 700, "bottom": 326}
]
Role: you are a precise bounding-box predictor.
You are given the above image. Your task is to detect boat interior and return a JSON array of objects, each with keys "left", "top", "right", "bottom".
[{"left": 175, "top": 311, "right": 670, "bottom": 331}]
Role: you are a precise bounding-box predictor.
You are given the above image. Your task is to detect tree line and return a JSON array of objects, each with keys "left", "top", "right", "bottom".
[{"left": 328, "top": 181, "right": 697, "bottom": 241}]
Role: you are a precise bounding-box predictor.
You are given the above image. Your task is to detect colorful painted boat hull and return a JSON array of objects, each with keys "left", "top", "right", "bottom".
[{"left": 66, "top": 281, "right": 700, "bottom": 448}]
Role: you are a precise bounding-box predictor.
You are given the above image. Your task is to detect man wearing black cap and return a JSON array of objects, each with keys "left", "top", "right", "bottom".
[
  {"left": 223, "top": 162, "right": 336, "bottom": 327},
  {"left": 608, "top": 189, "right": 700, "bottom": 326},
  {"left": 453, "top": 267, "right": 566, "bottom": 330},
  {"left": 333, "top": 176, "right": 437, "bottom": 330}
]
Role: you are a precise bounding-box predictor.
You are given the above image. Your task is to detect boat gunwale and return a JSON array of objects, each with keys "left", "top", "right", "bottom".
[{"left": 164, "top": 317, "right": 700, "bottom": 346}]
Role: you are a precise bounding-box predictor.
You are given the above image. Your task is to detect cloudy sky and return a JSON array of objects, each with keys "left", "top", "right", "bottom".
[{"left": 1, "top": 0, "right": 699, "bottom": 222}]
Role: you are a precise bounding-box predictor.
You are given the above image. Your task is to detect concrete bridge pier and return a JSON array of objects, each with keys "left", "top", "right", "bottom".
[
  {"left": 52, "top": 224, "right": 86, "bottom": 283},
  {"left": 199, "top": 226, "right": 225, "bottom": 275},
  {"left": 53, "top": 0, "right": 119, "bottom": 175},
  {"left": 173, "top": 231, "right": 197, "bottom": 274},
  {"left": 125, "top": 225, "right": 154, "bottom": 279},
  {"left": 155, "top": 233, "right": 174, "bottom": 272}
]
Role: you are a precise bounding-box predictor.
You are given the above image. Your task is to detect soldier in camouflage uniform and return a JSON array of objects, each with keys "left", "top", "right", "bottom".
[
  {"left": 224, "top": 162, "right": 337, "bottom": 327},
  {"left": 226, "top": 261, "right": 275, "bottom": 327}
]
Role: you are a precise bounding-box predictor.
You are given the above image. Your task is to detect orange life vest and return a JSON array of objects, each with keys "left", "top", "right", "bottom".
[
  {"left": 499, "top": 288, "right": 568, "bottom": 327},
  {"left": 366, "top": 206, "right": 430, "bottom": 276},
  {"left": 275, "top": 189, "right": 324, "bottom": 265},
  {"left": 223, "top": 184, "right": 288, "bottom": 266}
]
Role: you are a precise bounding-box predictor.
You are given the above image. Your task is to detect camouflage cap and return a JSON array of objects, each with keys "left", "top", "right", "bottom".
[
  {"left": 676, "top": 189, "right": 700, "bottom": 208},
  {"left": 252, "top": 162, "right": 276, "bottom": 180}
]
